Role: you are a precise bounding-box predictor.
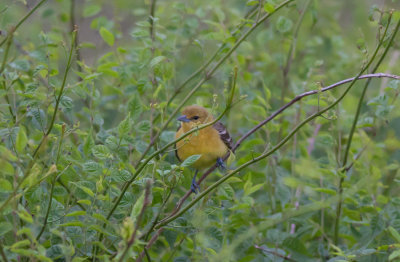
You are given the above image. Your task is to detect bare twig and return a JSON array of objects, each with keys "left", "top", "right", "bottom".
[{"left": 136, "top": 228, "right": 164, "bottom": 262}]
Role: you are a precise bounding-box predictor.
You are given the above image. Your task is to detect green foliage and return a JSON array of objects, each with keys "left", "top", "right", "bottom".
[{"left": 0, "top": 0, "right": 400, "bottom": 261}]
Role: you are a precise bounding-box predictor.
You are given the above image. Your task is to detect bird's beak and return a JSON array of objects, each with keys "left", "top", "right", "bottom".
[{"left": 177, "top": 115, "right": 190, "bottom": 122}]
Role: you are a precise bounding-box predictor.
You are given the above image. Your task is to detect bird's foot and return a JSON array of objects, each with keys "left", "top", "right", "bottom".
[
  {"left": 216, "top": 157, "right": 226, "bottom": 171},
  {"left": 191, "top": 178, "right": 200, "bottom": 194}
]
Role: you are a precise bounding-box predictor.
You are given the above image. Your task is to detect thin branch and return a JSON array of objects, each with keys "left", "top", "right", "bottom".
[
  {"left": 0, "top": 29, "right": 77, "bottom": 214},
  {"left": 70, "top": 0, "right": 82, "bottom": 77},
  {"left": 136, "top": 228, "right": 164, "bottom": 262},
  {"left": 134, "top": 0, "right": 294, "bottom": 168},
  {"left": 0, "top": 30, "right": 13, "bottom": 75},
  {"left": 334, "top": 13, "right": 400, "bottom": 244},
  {"left": 0, "top": 240, "right": 8, "bottom": 262},
  {"left": 281, "top": 0, "right": 311, "bottom": 104},
  {"left": 278, "top": 0, "right": 311, "bottom": 140},
  {"left": 156, "top": 72, "right": 400, "bottom": 227},
  {"left": 139, "top": 178, "right": 175, "bottom": 241},
  {"left": 56, "top": 179, "right": 86, "bottom": 211},
  {"left": 149, "top": 0, "right": 158, "bottom": 142},
  {"left": 105, "top": 67, "right": 237, "bottom": 221},
  {"left": 94, "top": 67, "right": 238, "bottom": 256},
  {"left": 36, "top": 125, "right": 67, "bottom": 241},
  {"left": 161, "top": 6, "right": 258, "bottom": 111},
  {"left": 0, "top": 0, "right": 48, "bottom": 47},
  {"left": 118, "top": 181, "right": 152, "bottom": 262}
]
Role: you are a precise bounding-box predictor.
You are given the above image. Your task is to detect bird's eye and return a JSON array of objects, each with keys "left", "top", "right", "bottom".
[{"left": 192, "top": 116, "right": 199, "bottom": 120}]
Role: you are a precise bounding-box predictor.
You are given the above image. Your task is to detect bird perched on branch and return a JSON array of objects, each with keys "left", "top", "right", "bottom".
[{"left": 175, "top": 105, "right": 233, "bottom": 193}]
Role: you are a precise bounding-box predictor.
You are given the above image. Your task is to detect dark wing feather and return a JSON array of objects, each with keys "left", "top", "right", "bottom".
[
  {"left": 213, "top": 122, "right": 233, "bottom": 150},
  {"left": 175, "top": 125, "right": 182, "bottom": 162}
]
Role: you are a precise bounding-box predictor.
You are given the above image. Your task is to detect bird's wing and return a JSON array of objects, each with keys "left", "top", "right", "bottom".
[
  {"left": 175, "top": 125, "right": 182, "bottom": 162},
  {"left": 213, "top": 121, "right": 234, "bottom": 150}
]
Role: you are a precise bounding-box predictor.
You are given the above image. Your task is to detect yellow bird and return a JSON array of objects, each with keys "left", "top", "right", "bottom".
[{"left": 175, "top": 105, "right": 233, "bottom": 193}]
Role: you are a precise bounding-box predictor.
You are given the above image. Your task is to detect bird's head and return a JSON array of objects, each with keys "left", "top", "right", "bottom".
[{"left": 177, "top": 105, "right": 213, "bottom": 129}]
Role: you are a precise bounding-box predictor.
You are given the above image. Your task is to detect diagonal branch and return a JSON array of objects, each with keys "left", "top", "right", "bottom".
[
  {"left": 134, "top": 0, "right": 295, "bottom": 168},
  {"left": 0, "top": 0, "right": 48, "bottom": 47},
  {"left": 334, "top": 12, "right": 400, "bottom": 244},
  {"left": 157, "top": 72, "right": 400, "bottom": 227}
]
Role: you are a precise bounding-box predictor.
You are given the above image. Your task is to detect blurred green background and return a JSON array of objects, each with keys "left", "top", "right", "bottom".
[{"left": 1, "top": 0, "right": 400, "bottom": 261}]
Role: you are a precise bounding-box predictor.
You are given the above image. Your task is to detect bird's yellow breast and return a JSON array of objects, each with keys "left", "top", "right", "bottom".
[{"left": 175, "top": 126, "right": 228, "bottom": 169}]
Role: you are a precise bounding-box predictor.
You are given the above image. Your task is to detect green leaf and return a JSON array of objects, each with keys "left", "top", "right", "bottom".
[
  {"left": 59, "top": 221, "right": 85, "bottom": 227},
  {"left": 66, "top": 211, "right": 87, "bottom": 217},
  {"left": 136, "top": 120, "right": 151, "bottom": 133},
  {"left": 0, "top": 178, "right": 12, "bottom": 191},
  {"left": 181, "top": 154, "right": 201, "bottom": 167},
  {"left": 17, "top": 208, "right": 33, "bottom": 224},
  {"left": 11, "top": 239, "right": 31, "bottom": 249},
  {"left": 393, "top": 11, "right": 400, "bottom": 22},
  {"left": 314, "top": 188, "right": 337, "bottom": 195},
  {"left": 83, "top": 132, "right": 94, "bottom": 157},
  {"left": 128, "top": 95, "right": 142, "bottom": 119},
  {"left": 390, "top": 250, "right": 400, "bottom": 261},
  {"left": 77, "top": 199, "right": 91, "bottom": 205},
  {"left": 276, "top": 16, "right": 293, "bottom": 33},
  {"left": 72, "top": 183, "right": 95, "bottom": 197},
  {"left": 92, "top": 145, "right": 111, "bottom": 160},
  {"left": 0, "top": 145, "right": 17, "bottom": 162},
  {"left": 16, "top": 126, "right": 28, "bottom": 153},
  {"left": 246, "top": 0, "right": 258, "bottom": 6},
  {"left": 83, "top": 160, "right": 101, "bottom": 174},
  {"left": 264, "top": 2, "right": 275, "bottom": 13},
  {"left": 93, "top": 213, "right": 108, "bottom": 224},
  {"left": 150, "top": 56, "right": 167, "bottom": 68},
  {"left": 99, "top": 27, "right": 115, "bottom": 46},
  {"left": 118, "top": 113, "right": 131, "bottom": 137},
  {"left": 244, "top": 183, "right": 264, "bottom": 196},
  {"left": 10, "top": 60, "right": 30, "bottom": 71},
  {"left": 83, "top": 4, "right": 101, "bottom": 17},
  {"left": 388, "top": 226, "right": 400, "bottom": 243},
  {"left": 218, "top": 184, "right": 235, "bottom": 200},
  {"left": 283, "top": 237, "right": 309, "bottom": 255},
  {"left": 131, "top": 192, "right": 145, "bottom": 220},
  {"left": 0, "top": 222, "right": 12, "bottom": 236}
]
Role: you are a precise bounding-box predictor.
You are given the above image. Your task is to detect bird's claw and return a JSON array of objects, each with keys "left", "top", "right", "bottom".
[
  {"left": 191, "top": 179, "right": 200, "bottom": 194},
  {"left": 216, "top": 157, "right": 226, "bottom": 171}
]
